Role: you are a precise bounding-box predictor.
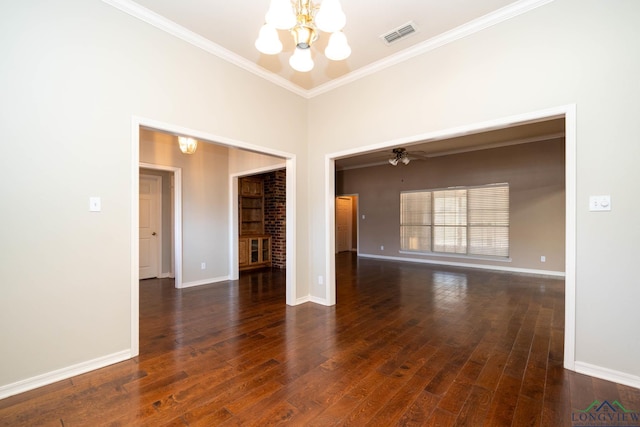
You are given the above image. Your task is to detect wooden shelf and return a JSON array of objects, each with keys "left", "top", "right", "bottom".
[
  {"left": 239, "top": 235, "right": 271, "bottom": 271},
  {"left": 239, "top": 176, "right": 270, "bottom": 271},
  {"left": 239, "top": 177, "right": 265, "bottom": 236}
]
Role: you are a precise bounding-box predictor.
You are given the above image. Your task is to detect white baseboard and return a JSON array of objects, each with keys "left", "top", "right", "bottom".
[
  {"left": 308, "top": 295, "right": 331, "bottom": 306},
  {"left": 575, "top": 361, "right": 640, "bottom": 390},
  {"left": 358, "top": 253, "right": 565, "bottom": 277},
  {"left": 295, "top": 296, "right": 311, "bottom": 305},
  {"left": 178, "top": 275, "right": 230, "bottom": 289},
  {"left": 294, "top": 295, "right": 332, "bottom": 306},
  {"left": 158, "top": 272, "right": 174, "bottom": 279},
  {"left": 0, "top": 350, "right": 131, "bottom": 400}
]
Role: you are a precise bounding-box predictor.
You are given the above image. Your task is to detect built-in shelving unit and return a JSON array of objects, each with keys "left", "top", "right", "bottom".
[{"left": 239, "top": 176, "right": 271, "bottom": 271}]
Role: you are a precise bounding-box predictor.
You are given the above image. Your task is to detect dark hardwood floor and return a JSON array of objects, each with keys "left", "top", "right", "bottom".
[{"left": 1, "top": 252, "right": 639, "bottom": 426}]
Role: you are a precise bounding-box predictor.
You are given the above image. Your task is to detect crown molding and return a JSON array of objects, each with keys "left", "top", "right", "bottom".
[
  {"left": 102, "top": 0, "right": 554, "bottom": 99},
  {"left": 101, "top": 0, "right": 309, "bottom": 98},
  {"left": 308, "top": 0, "right": 555, "bottom": 97}
]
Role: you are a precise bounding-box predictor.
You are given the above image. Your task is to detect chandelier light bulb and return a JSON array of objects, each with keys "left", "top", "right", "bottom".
[
  {"left": 315, "top": 0, "right": 346, "bottom": 33},
  {"left": 256, "top": 0, "right": 348, "bottom": 71},
  {"left": 289, "top": 47, "right": 314, "bottom": 72},
  {"left": 255, "top": 23, "right": 283, "bottom": 55},
  {"left": 265, "top": 0, "right": 296, "bottom": 30},
  {"left": 325, "top": 31, "right": 351, "bottom": 61}
]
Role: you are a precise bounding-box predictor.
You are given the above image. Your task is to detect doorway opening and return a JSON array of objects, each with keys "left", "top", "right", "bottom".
[
  {"left": 335, "top": 195, "right": 358, "bottom": 254},
  {"left": 139, "top": 165, "right": 181, "bottom": 287},
  {"left": 326, "top": 105, "right": 577, "bottom": 371},
  {"left": 131, "top": 118, "right": 297, "bottom": 358},
  {"left": 235, "top": 168, "right": 287, "bottom": 275}
]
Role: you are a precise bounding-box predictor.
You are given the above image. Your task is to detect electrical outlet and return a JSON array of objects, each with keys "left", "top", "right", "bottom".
[
  {"left": 540, "top": 256, "right": 546, "bottom": 263},
  {"left": 380, "top": 245, "right": 384, "bottom": 251},
  {"left": 318, "top": 275, "right": 324, "bottom": 285},
  {"left": 201, "top": 262, "right": 206, "bottom": 270}
]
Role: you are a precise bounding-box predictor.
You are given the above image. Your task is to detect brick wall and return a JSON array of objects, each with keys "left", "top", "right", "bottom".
[{"left": 262, "top": 169, "right": 286, "bottom": 269}]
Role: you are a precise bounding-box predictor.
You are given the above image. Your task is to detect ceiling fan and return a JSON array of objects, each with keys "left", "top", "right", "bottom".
[{"left": 388, "top": 148, "right": 427, "bottom": 166}]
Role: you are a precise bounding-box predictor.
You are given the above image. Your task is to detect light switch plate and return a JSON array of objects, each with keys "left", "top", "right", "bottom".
[
  {"left": 589, "top": 195, "right": 611, "bottom": 212},
  {"left": 89, "top": 196, "right": 101, "bottom": 212}
]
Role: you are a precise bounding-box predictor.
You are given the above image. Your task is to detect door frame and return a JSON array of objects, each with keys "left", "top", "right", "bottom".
[
  {"left": 335, "top": 195, "right": 353, "bottom": 253},
  {"left": 325, "top": 104, "right": 577, "bottom": 371},
  {"left": 230, "top": 166, "right": 287, "bottom": 280},
  {"left": 140, "top": 165, "right": 181, "bottom": 285},
  {"left": 139, "top": 173, "right": 163, "bottom": 279}
]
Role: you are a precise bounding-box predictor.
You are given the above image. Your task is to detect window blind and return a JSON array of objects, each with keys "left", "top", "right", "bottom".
[
  {"left": 433, "top": 189, "right": 467, "bottom": 254},
  {"left": 400, "top": 184, "right": 509, "bottom": 257},
  {"left": 400, "top": 191, "right": 431, "bottom": 252},
  {"left": 468, "top": 185, "right": 509, "bottom": 257}
]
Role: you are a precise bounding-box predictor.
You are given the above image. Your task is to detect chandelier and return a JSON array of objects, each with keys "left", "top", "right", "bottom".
[
  {"left": 389, "top": 148, "right": 410, "bottom": 166},
  {"left": 255, "top": 0, "right": 351, "bottom": 72}
]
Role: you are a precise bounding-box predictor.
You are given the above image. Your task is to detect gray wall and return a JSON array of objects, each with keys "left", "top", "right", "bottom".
[{"left": 337, "top": 138, "right": 565, "bottom": 272}]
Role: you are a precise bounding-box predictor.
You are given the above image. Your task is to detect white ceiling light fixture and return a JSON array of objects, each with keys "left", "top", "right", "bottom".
[
  {"left": 389, "top": 148, "right": 410, "bottom": 166},
  {"left": 178, "top": 136, "right": 198, "bottom": 154},
  {"left": 255, "top": 0, "right": 351, "bottom": 72}
]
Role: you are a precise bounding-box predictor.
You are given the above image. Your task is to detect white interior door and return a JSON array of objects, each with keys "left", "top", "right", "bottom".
[
  {"left": 139, "top": 175, "right": 161, "bottom": 279},
  {"left": 336, "top": 196, "right": 352, "bottom": 253}
]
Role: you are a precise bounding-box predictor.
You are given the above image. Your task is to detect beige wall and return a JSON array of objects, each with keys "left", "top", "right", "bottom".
[
  {"left": 228, "top": 148, "right": 285, "bottom": 175},
  {"left": 1, "top": 0, "right": 639, "bottom": 396},
  {"left": 140, "top": 130, "right": 231, "bottom": 284},
  {"left": 307, "top": 0, "right": 640, "bottom": 377},
  {"left": 337, "top": 139, "right": 565, "bottom": 272},
  {"left": 140, "top": 132, "right": 286, "bottom": 283},
  {"left": 0, "top": 0, "right": 308, "bottom": 390}
]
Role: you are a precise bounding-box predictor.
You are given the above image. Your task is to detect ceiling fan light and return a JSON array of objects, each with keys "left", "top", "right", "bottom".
[
  {"left": 255, "top": 23, "right": 283, "bottom": 55},
  {"left": 265, "top": 0, "right": 296, "bottom": 30},
  {"left": 325, "top": 31, "right": 351, "bottom": 60},
  {"left": 315, "top": 0, "right": 346, "bottom": 33},
  {"left": 178, "top": 136, "right": 198, "bottom": 154},
  {"left": 289, "top": 47, "right": 314, "bottom": 72},
  {"left": 389, "top": 157, "right": 399, "bottom": 166},
  {"left": 401, "top": 156, "right": 410, "bottom": 165}
]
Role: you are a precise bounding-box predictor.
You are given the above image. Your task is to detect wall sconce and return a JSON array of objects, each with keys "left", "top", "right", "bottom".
[{"left": 178, "top": 136, "right": 198, "bottom": 154}]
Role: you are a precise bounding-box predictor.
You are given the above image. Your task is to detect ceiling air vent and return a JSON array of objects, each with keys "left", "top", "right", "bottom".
[{"left": 381, "top": 21, "right": 418, "bottom": 45}]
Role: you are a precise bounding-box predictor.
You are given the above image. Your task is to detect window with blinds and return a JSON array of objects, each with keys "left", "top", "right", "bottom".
[
  {"left": 400, "top": 191, "right": 432, "bottom": 252},
  {"left": 400, "top": 184, "right": 509, "bottom": 257}
]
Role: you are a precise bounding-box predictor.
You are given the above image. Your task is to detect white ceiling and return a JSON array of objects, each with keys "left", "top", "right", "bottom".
[{"left": 108, "top": 0, "right": 548, "bottom": 95}]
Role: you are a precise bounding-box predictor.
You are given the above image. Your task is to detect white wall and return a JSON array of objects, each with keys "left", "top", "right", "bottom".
[
  {"left": 308, "top": 0, "right": 640, "bottom": 381},
  {"left": 0, "top": 0, "right": 308, "bottom": 392}
]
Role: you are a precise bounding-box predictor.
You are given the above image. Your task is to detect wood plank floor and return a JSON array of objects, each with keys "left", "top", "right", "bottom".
[{"left": 1, "top": 252, "right": 639, "bottom": 426}]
